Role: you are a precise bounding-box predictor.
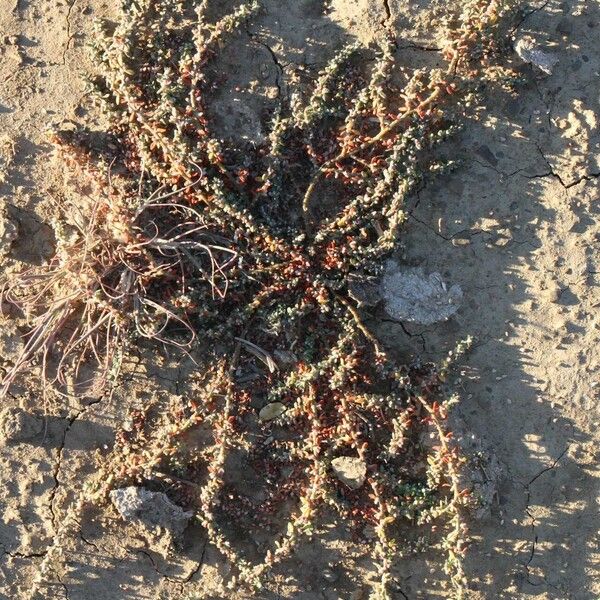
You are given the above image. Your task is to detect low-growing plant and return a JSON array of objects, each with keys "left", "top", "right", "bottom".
[{"left": 9, "top": 0, "right": 521, "bottom": 598}]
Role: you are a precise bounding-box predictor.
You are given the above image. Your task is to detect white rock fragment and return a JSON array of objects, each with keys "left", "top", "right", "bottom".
[
  {"left": 451, "top": 237, "right": 471, "bottom": 247},
  {"left": 515, "top": 36, "right": 559, "bottom": 75},
  {"left": 258, "top": 402, "right": 286, "bottom": 422},
  {"left": 110, "top": 486, "right": 192, "bottom": 556},
  {"left": 331, "top": 456, "right": 367, "bottom": 490},
  {"left": 380, "top": 263, "right": 463, "bottom": 326}
]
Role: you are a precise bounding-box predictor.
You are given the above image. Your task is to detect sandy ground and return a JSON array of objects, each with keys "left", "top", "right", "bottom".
[{"left": 0, "top": 0, "right": 598, "bottom": 599}]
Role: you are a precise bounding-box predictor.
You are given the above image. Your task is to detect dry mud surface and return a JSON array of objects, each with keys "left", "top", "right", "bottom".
[{"left": 0, "top": 1, "right": 599, "bottom": 599}]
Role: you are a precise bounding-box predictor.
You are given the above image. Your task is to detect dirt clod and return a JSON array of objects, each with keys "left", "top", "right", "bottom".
[
  {"left": 0, "top": 202, "right": 18, "bottom": 256},
  {"left": 0, "top": 407, "right": 43, "bottom": 443},
  {"left": 515, "top": 35, "right": 559, "bottom": 75}
]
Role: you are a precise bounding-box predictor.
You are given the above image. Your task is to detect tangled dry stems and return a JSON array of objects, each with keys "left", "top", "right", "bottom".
[{"left": 4, "top": 0, "right": 522, "bottom": 598}]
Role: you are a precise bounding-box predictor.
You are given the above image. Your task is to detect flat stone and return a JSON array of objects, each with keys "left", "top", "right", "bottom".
[
  {"left": 258, "top": 402, "right": 286, "bottom": 421},
  {"left": 380, "top": 263, "right": 463, "bottom": 325},
  {"left": 347, "top": 279, "right": 381, "bottom": 307},
  {"left": 452, "top": 237, "right": 471, "bottom": 246},
  {"left": 331, "top": 456, "right": 367, "bottom": 490},
  {"left": 110, "top": 486, "right": 193, "bottom": 555},
  {"left": 515, "top": 36, "right": 559, "bottom": 75}
]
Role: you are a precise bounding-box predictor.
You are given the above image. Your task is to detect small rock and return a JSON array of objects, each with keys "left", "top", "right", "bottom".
[
  {"left": 451, "top": 237, "right": 471, "bottom": 246},
  {"left": 331, "top": 456, "right": 366, "bottom": 490},
  {"left": 322, "top": 568, "right": 339, "bottom": 583},
  {"left": 0, "top": 407, "right": 43, "bottom": 443},
  {"left": 110, "top": 486, "right": 192, "bottom": 556},
  {"left": 515, "top": 36, "right": 559, "bottom": 75},
  {"left": 380, "top": 263, "right": 463, "bottom": 325},
  {"left": 258, "top": 402, "right": 286, "bottom": 422}
]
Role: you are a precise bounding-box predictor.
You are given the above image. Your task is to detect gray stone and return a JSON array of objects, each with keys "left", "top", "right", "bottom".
[
  {"left": 380, "top": 263, "right": 463, "bottom": 325},
  {"left": 258, "top": 402, "right": 286, "bottom": 421},
  {"left": 331, "top": 456, "right": 366, "bottom": 490},
  {"left": 515, "top": 36, "right": 559, "bottom": 75},
  {"left": 347, "top": 279, "right": 381, "bottom": 307},
  {"left": 110, "top": 486, "right": 193, "bottom": 555}
]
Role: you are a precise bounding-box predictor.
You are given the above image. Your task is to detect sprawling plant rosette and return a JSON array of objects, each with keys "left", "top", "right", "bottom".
[{"left": 7, "top": 1, "right": 520, "bottom": 598}]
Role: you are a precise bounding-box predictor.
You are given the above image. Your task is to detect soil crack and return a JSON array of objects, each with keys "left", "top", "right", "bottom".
[
  {"left": 396, "top": 42, "right": 441, "bottom": 52},
  {"left": 522, "top": 447, "right": 568, "bottom": 586},
  {"left": 245, "top": 27, "right": 285, "bottom": 99},
  {"left": 136, "top": 548, "right": 207, "bottom": 585},
  {"left": 509, "top": 0, "right": 550, "bottom": 37},
  {"left": 1, "top": 544, "right": 47, "bottom": 560},
  {"left": 533, "top": 145, "right": 600, "bottom": 189},
  {"left": 47, "top": 396, "right": 105, "bottom": 534},
  {"left": 382, "top": 0, "right": 392, "bottom": 25},
  {"left": 62, "top": 0, "right": 78, "bottom": 64}
]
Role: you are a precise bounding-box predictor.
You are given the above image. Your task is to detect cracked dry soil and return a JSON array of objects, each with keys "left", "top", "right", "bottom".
[{"left": 0, "top": 1, "right": 598, "bottom": 599}]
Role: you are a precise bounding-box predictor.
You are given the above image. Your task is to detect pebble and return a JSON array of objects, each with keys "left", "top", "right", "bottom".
[
  {"left": 452, "top": 237, "right": 471, "bottom": 246},
  {"left": 331, "top": 456, "right": 366, "bottom": 489},
  {"left": 515, "top": 36, "right": 559, "bottom": 75},
  {"left": 109, "top": 486, "right": 192, "bottom": 556},
  {"left": 258, "top": 402, "right": 286, "bottom": 422}
]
